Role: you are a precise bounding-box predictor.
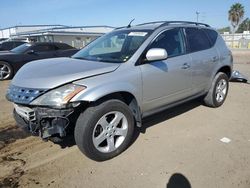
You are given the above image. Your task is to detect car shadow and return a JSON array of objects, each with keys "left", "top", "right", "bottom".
[
  {"left": 48, "top": 133, "right": 76, "bottom": 148},
  {"left": 166, "top": 173, "right": 192, "bottom": 188},
  {"left": 55, "top": 99, "right": 202, "bottom": 149},
  {"left": 230, "top": 79, "right": 249, "bottom": 84},
  {"left": 0, "top": 126, "right": 31, "bottom": 150},
  {"left": 130, "top": 99, "right": 202, "bottom": 145}
]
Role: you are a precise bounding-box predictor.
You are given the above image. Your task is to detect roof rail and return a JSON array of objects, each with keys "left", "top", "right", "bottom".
[
  {"left": 115, "top": 21, "right": 168, "bottom": 30},
  {"left": 136, "top": 21, "right": 166, "bottom": 26},
  {"left": 115, "top": 21, "right": 210, "bottom": 30},
  {"left": 161, "top": 21, "right": 210, "bottom": 27},
  {"left": 137, "top": 21, "right": 210, "bottom": 28}
]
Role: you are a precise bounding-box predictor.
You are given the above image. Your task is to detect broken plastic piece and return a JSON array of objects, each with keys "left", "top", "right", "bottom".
[{"left": 230, "top": 70, "right": 249, "bottom": 83}]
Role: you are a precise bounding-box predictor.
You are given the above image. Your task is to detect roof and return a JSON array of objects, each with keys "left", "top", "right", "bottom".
[
  {"left": 116, "top": 21, "right": 211, "bottom": 31},
  {"left": 26, "top": 42, "right": 69, "bottom": 46},
  {"left": 0, "top": 24, "right": 66, "bottom": 31},
  {"left": 11, "top": 31, "right": 107, "bottom": 37},
  {"left": 9, "top": 25, "right": 114, "bottom": 37}
]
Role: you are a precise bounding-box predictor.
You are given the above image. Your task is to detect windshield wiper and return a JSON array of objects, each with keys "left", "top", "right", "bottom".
[
  {"left": 72, "top": 57, "right": 88, "bottom": 60},
  {"left": 73, "top": 56, "right": 122, "bottom": 63}
]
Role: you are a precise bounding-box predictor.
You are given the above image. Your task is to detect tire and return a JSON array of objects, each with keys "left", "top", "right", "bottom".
[
  {"left": 74, "top": 99, "right": 135, "bottom": 161},
  {"left": 204, "top": 72, "right": 229, "bottom": 108},
  {"left": 0, "top": 61, "right": 13, "bottom": 80}
]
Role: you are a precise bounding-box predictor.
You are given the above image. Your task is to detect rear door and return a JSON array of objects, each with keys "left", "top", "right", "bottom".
[
  {"left": 140, "top": 28, "right": 193, "bottom": 112},
  {"left": 184, "top": 27, "right": 219, "bottom": 94}
]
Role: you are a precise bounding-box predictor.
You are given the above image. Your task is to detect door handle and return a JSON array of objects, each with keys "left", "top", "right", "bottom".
[
  {"left": 212, "top": 56, "right": 219, "bottom": 62},
  {"left": 181, "top": 63, "right": 190, "bottom": 69}
]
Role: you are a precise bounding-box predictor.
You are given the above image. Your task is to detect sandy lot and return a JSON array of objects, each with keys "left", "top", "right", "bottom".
[{"left": 0, "top": 50, "right": 250, "bottom": 188}]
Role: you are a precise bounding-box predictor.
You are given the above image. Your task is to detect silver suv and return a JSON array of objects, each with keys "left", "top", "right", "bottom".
[{"left": 6, "top": 21, "right": 233, "bottom": 161}]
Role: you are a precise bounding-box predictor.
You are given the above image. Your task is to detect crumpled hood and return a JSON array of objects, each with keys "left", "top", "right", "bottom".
[{"left": 12, "top": 57, "right": 120, "bottom": 89}]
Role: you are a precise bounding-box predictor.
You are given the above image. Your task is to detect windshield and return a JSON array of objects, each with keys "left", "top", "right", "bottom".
[
  {"left": 11, "top": 43, "right": 31, "bottom": 54},
  {"left": 72, "top": 30, "right": 151, "bottom": 63}
]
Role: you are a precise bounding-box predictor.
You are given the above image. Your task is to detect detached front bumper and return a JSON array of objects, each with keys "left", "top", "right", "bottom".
[{"left": 13, "top": 104, "right": 74, "bottom": 139}]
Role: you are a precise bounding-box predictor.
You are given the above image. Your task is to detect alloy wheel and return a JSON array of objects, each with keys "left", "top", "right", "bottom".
[
  {"left": 0, "top": 64, "right": 11, "bottom": 80},
  {"left": 92, "top": 111, "right": 128, "bottom": 153},
  {"left": 215, "top": 79, "right": 227, "bottom": 103}
]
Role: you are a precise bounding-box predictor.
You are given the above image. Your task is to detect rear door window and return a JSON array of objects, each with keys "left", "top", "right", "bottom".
[{"left": 185, "top": 28, "right": 211, "bottom": 53}]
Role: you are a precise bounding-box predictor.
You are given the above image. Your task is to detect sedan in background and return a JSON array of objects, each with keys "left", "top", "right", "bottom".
[
  {"left": 0, "top": 42, "right": 79, "bottom": 80},
  {"left": 0, "top": 41, "right": 27, "bottom": 51}
]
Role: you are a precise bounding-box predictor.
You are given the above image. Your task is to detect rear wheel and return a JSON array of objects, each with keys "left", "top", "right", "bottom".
[
  {"left": 204, "top": 72, "right": 229, "bottom": 107},
  {"left": 0, "top": 61, "right": 13, "bottom": 80},
  {"left": 74, "top": 99, "right": 134, "bottom": 161}
]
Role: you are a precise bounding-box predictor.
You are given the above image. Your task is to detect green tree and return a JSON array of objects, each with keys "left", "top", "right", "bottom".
[
  {"left": 218, "top": 26, "right": 230, "bottom": 34},
  {"left": 236, "top": 18, "right": 250, "bottom": 33},
  {"left": 228, "top": 3, "right": 245, "bottom": 33}
]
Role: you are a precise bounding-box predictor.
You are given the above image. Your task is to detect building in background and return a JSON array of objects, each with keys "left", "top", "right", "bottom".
[
  {"left": 221, "top": 31, "right": 250, "bottom": 49},
  {"left": 0, "top": 25, "right": 65, "bottom": 40},
  {"left": 0, "top": 25, "right": 114, "bottom": 49}
]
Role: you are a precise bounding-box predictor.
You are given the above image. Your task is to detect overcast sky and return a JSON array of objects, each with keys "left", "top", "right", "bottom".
[{"left": 0, "top": 0, "right": 249, "bottom": 29}]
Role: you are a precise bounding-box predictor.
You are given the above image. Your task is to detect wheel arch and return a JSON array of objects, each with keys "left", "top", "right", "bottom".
[
  {"left": 75, "top": 91, "right": 142, "bottom": 127},
  {"left": 96, "top": 91, "right": 141, "bottom": 127},
  {"left": 216, "top": 65, "right": 232, "bottom": 79}
]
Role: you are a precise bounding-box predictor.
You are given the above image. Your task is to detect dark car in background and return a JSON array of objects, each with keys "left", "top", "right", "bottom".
[
  {"left": 0, "top": 41, "right": 27, "bottom": 51},
  {"left": 0, "top": 42, "right": 79, "bottom": 80}
]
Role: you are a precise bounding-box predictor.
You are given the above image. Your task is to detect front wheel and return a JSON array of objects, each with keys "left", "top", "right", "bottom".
[
  {"left": 74, "top": 99, "right": 135, "bottom": 161},
  {"left": 204, "top": 72, "right": 229, "bottom": 107}
]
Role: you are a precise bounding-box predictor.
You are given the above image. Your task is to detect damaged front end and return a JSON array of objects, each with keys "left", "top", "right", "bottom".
[
  {"left": 13, "top": 104, "right": 74, "bottom": 139},
  {"left": 6, "top": 84, "right": 86, "bottom": 139}
]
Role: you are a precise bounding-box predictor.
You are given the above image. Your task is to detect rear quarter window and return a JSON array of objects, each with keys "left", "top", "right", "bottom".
[
  {"left": 202, "top": 29, "right": 218, "bottom": 46},
  {"left": 185, "top": 27, "right": 211, "bottom": 53}
]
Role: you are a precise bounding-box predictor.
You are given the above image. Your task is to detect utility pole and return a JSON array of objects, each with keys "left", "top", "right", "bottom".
[{"left": 196, "top": 11, "right": 200, "bottom": 22}]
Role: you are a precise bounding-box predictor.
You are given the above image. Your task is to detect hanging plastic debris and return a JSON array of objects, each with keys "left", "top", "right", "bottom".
[{"left": 230, "top": 70, "right": 249, "bottom": 83}]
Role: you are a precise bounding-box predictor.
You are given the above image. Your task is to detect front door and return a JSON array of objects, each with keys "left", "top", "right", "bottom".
[{"left": 140, "top": 28, "right": 193, "bottom": 112}]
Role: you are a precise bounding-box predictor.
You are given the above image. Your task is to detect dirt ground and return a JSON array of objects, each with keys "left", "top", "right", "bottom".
[{"left": 0, "top": 50, "right": 250, "bottom": 188}]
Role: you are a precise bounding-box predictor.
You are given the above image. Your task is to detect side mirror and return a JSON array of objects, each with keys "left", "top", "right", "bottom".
[
  {"left": 145, "top": 48, "right": 168, "bottom": 62},
  {"left": 26, "top": 50, "right": 35, "bottom": 54}
]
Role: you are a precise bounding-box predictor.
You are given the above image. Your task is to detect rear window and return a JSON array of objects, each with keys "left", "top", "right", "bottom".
[
  {"left": 185, "top": 28, "right": 211, "bottom": 53},
  {"left": 55, "top": 43, "right": 73, "bottom": 50},
  {"left": 32, "top": 44, "right": 55, "bottom": 52},
  {"left": 14, "top": 41, "right": 26, "bottom": 46},
  {"left": 202, "top": 29, "right": 218, "bottom": 46},
  {"left": 2, "top": 42, "right": 14, "bottom": 50}
]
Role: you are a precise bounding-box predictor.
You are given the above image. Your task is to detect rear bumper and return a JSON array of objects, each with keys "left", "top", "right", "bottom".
[{"left": 13, "top": 104, "right": 75, "bottom": 139}]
